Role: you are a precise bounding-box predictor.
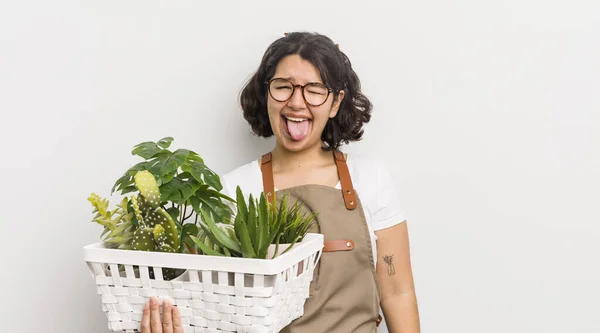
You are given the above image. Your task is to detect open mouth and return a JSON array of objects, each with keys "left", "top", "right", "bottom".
[{"left": 282, "top": 115, "right": 312, "bottom": 141}]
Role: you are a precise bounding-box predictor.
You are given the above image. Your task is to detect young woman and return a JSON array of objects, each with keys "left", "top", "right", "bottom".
[{"left": 141, "top": 32, "right": 420, "bottom": 333}]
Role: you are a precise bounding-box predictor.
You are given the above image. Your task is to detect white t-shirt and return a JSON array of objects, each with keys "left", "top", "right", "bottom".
[{"left": 220, "top": 153, "right": 407, "bottom": 265}]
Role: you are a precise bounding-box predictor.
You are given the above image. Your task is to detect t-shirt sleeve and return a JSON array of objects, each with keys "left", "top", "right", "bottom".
[{"left": 371, "top": 160, "right": 408, "bottom": 231}]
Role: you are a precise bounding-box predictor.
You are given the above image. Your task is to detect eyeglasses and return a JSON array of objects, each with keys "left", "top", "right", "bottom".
[{"left": 265, "top": 78, "right": 334, "bottom": 107}]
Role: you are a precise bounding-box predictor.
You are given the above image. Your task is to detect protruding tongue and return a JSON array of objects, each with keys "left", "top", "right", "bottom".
[{"left": 287, "top": 119, "right": 309, "bottom": 141}]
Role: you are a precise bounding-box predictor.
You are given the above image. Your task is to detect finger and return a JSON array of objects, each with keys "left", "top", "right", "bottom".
[
  {"left": 141, "top": 302, "right": 151, "bottom": 333},
  {"left": 172, "top": 306, "right": 184, "bottom": 333},
  {"left": 162, "top": 299, "right": 173, "bottom": 333},
  {"left": 149, "top": 296, "right": 163, "bottom": 333}
]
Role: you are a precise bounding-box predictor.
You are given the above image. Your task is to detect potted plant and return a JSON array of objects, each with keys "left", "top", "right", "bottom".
[
  {"left": 87, "top": 137, "right": 235, "bottom": 279},
  {"left": 191, "top": 185, "right": 317, "bottom": 259},
  {"left": 84, "top": 137, "right": 324, "bottom": 333}
]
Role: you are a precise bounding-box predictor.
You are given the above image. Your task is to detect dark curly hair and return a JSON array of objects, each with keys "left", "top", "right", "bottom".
[{"left": 240, "top": 32, "right": 373, "bottom": 151}]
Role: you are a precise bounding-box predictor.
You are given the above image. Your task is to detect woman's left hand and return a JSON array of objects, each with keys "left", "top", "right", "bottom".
[{"left": 141, "top": 296, "right": 183, "bottom": 333}]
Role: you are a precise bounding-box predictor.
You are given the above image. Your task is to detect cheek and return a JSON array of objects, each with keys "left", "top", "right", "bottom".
[
  {"left": 313, "top": 105, "right": 335, "bottom": 123},
  {"left": 266, "top": 102, "right": 282, "bottom": 125}
]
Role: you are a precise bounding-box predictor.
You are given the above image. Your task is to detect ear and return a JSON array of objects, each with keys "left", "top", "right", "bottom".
[{"left": 329, "top": 90, "right": 345, "bottom": 118}]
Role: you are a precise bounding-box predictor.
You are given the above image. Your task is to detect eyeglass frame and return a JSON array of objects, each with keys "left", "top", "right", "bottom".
[{"left": 264, "top": 77, "right": 337, "bottom": 107}]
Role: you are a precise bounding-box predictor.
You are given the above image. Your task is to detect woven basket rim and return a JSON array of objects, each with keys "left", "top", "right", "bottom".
[{"left": 84, "top": 233, "right": 323, "bottom": 275}]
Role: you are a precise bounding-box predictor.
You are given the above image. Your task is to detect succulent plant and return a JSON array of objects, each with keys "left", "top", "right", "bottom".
[
  {"left": 87, "top": 194, "right": 136, "bottom": 250},
  {"left": 190, "top": 186, "right": 317, "bottom": 259},
  {"left": 193, "top": 223, "right": 238, "bottom": 256}
]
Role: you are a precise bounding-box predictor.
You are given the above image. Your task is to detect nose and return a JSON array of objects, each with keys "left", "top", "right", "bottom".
[{"left": 287, "top": 85, "right": 306, "bottom": 110}]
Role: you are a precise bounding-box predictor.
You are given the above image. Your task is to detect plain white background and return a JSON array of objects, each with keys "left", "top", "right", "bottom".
[{"left": 1, "top": 0, "right": 599, "bottom": 332}]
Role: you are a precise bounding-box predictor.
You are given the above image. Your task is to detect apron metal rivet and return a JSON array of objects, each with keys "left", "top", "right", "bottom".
[
  {"left": 346, "top": 242, "right": 352, "bottom": 247},
  {"left": 267, "top": 192, "right": 272, "bottom": 196},
  {"left": 346, "top": 190, "right": 352, "bottom": 194},
  {"left": 349, "top": 201, "right": 354, "bottom": 206}
]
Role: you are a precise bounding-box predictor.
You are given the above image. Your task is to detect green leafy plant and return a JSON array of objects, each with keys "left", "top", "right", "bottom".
[
  {"left": 112, "top": 137, "right": 234, "bottom": 225},
  {"left": 190, "top": 186, "right": 317, "bottom": 259},
  {"left": 88, "top": 137, "right": 234, "bottom": 257},
  {"left": 87, "top": 136, "right": 317, "bottom": 279},
  {"left": 110, "top": 137, "right": 234, "bottom": 253}
]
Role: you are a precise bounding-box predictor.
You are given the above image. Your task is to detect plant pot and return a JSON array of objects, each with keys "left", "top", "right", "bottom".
[
  {"left": 266, "top": 242, "right": 292, "bottom": 259},
  {"left": 83, "top": 233, "right": 324, "bottom": 333}
]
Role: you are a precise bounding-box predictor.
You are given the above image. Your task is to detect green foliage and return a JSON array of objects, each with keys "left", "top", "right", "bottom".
[
  {"left": 195, "top": 186, "right": 317, "bottom": 259},
  {"left": 87, "top": 194, "right": 135, "bottom": 250},
  {"left": 111, "top": 137, "right": 234, "bottom": 223},
  {"left": 88, "top": 137, "right": 238, "bottom": 279},
  {"left": 87, "top": 137, "right": 318, "bottom": 279}
]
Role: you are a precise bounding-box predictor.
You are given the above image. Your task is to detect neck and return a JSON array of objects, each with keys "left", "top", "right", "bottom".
[{"left": 271, "top": 142, "right": 333, "bottom": 171}]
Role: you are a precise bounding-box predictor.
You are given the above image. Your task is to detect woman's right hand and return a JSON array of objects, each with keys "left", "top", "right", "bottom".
[{"left": 141, "top": 296, "right": 183, "bottom": 333}]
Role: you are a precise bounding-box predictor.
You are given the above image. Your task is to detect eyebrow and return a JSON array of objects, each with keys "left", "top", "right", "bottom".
[{"left": 277, "top": 76, "right": 324, "bottom": 85}]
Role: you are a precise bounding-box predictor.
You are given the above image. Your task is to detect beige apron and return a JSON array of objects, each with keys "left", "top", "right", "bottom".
[{"left": 260, "top": 151, "right": 382, "bottom": 333}]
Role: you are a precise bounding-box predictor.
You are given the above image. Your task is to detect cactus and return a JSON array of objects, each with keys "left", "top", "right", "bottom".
[
  {"left": 130, "top": 170, "right": 180, "bottom": 252},
  {"left": 89, "top": 170, "right": 181, "bottom": 256},
  {"left": 124, "top": 171, "right": 182, "bottom": 280},
  {"left": 153, "top": 224, "right": 167, "bottom": 245},
  {"left": 98, "top": 170, "right": 181, "bottom": 280},
  {"left": 134, "top": 170, "right": 161, "bottom": 208},
  {"left": 130, "top": 195, "right": 144, "bottom": 227},
  {"left": 157, "top": 244, "right": 176, "bottom": 253},
  {"left": 133, "top": 227, "right": 156, "bottom": 251},
  {"left": 154, "top": 207, "right": 179, "bottom": 249}
]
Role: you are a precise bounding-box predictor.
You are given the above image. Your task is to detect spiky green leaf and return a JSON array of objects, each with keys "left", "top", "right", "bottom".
[
  {"left": 235, "top": 186, "right": 248, "bottom": 224},
  {"left": 199, "top": 208, "right": 241, "bottom": 254},
  {"left": 190, "top": 235, "right": 226, "bottom": 256},
  {"left": 247, "top": 195, "right": 258, "bottom": 253},
  {"left": 235, "top": 212, "right": 257, "bottom": 258},
  {"left": 257, "top": 193, "right": 270, "bottom": 254}
]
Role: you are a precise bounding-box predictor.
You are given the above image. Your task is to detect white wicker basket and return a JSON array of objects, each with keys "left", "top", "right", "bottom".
[{"left": 83, "top": 233, "right": 324, "bottom": 333}]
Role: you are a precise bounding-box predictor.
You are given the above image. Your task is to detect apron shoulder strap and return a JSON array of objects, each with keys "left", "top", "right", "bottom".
[
  {"left": 259, "top": 150, "right": 357, "bottom": 210},
  {"left": 260, "top": 152, "right": 275, "bottom": 203},
  {"left": 333, "top": 150, "right": 357, "bottom": 210}
]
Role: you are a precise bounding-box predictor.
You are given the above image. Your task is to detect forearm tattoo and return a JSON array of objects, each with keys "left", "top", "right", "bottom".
[{"left": 382, "top": 254, "right": 396, "bottom": 276}]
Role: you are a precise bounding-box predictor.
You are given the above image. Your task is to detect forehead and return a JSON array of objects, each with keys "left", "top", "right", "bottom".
[{"left": 273, "top": 54, "right": 323, "bottom": 84}]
